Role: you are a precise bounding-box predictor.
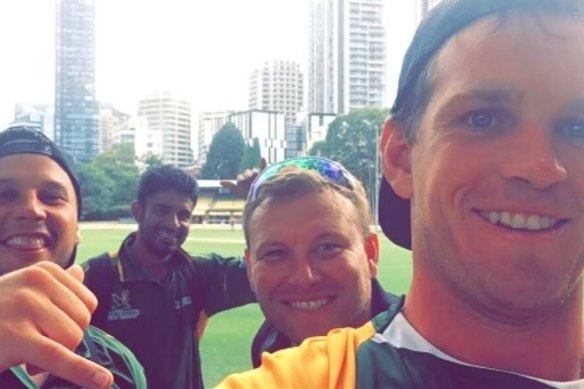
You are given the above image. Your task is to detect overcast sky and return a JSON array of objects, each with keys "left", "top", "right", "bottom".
[{"left": 0, "top": 0, "right": 417, "bottom": 128}]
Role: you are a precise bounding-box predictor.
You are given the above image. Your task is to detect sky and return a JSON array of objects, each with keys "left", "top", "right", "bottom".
[{"left": 0, "top": 0, "right": 417, "bottom": 128}]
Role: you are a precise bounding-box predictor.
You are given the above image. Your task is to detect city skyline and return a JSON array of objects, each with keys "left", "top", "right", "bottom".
[{"left": 0, "top": 0, "right": 417, "bottom": 128}]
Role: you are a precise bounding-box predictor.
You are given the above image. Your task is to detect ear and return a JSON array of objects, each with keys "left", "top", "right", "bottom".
[
  {"left": 131, "top": 201, "right": 144, "bottom": 223},
  {"left": 364, "top": 233, "right": 379, "bottom": 279},
  {"left": 243, "top": 248, "right": 256, "bottom": 293},
  {"left": 380, "top": 118, "right": 413, "bottom": 200},
  {"left": 75, "top": 229, "right": 81, "bottom": 245}
]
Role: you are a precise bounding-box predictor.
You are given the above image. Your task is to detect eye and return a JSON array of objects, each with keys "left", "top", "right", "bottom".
[
  {"left": 462, "top": 110, "right": 509, "bottom": 132},
  {"left": 315, "top": 243, "right": 342, "bottom": 256},
  {"left": 258, "top": 249, "right": 287, "bottom": 262},
  {"left": 0, "top": 189, "right": 15, "bottom": 203},
  {"left": 178, "top": 211, "right": 191, "bottom": 222},
  {"left": 555, "top": 118, "right": 584, "bottom": 141},
  {"left": 41, "top": 192, "right": 65, "bottom": 205}
]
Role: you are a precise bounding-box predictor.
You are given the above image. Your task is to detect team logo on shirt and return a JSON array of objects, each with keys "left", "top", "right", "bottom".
[{"left": 108, "top": 289, "right": 141, "bottom": 321}]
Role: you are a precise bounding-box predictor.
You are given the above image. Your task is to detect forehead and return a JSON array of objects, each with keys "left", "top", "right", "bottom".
[
  {"left": 432, "top": 13, "right": 584, "bottom": 86},
  {"left": 248, "top": 189, "right": 361, "bottom": 236},
  {"left": 0, "top": 154, "right": 74, "bottom": 190},
  {"left": 144, "top": 189, "right": 195, "bottom": 208}
]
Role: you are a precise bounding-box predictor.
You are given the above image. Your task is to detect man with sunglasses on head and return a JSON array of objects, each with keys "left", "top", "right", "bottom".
[
  {"left": 242, "top": 157, "right": 398, "bottom": 367},
  {"left": 83, "top": 165, "right": 255, "bottom": 389},
  {"left": 220, "top": 0, "right": 584, "bottom": 387},
  {"left": 0, "top": 127, "right": 146, "bottom": 389}
]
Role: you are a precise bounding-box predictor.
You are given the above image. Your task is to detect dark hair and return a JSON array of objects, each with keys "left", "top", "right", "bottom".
[
  {"left": 391, "top": 0, "right": 584, "bottom": 144},
  {"left": 137, "top": 165, "right": 198, "bottom": 204}
]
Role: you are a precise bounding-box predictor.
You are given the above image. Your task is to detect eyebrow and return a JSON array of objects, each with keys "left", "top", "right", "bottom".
[
  {"left": 446, "top": 88, "right": 522, "bottom": 105},
  {"left": 0, "top": 178, "right": 70, "bottom": 192}
]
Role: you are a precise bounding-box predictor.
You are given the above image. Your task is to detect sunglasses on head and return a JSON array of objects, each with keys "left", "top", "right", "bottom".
[{"left": 247, "top": 156, "right": 357, "bottom": 202}]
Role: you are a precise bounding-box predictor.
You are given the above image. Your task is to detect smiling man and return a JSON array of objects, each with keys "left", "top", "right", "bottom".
[
  {"left": 220, "top": 0, "right": 584, "bottom": 387},
  {"left": 243, "top": 157, "right": 398, "bottom": 367},
  {"left": 0, "top": 127, "right": 145, "bottom": 389},
  {"left": 83, "top": 165, "right": 254, "bottom": 389}
]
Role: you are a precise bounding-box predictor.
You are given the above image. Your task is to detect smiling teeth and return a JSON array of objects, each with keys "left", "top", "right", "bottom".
[
  {"left": 288, "top": 299, "right": 328, "bottom": 310},
  {"left": 480, "top": 211, "right": 558, "bottom": 230},
  {"left": 5, "top": 236, "right": 46, "bottom": 249}
]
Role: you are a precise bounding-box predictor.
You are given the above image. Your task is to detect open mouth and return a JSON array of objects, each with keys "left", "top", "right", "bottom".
[
  {"left": 3, "top": 235, "right": 50, "bottom": 250},
  {"left": 284, "top": 297, "right": 334, "bottom": 311},
  {"left": 477, "top": 210, "right": 566, "bottom": 232}
]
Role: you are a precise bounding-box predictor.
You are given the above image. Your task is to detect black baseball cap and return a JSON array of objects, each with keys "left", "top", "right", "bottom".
[
  {"left": 0, "top": 126, "right": 82, "bottom": 217},
  {"left": 378, "top": 0, "right": 584, "bottom": 250}
]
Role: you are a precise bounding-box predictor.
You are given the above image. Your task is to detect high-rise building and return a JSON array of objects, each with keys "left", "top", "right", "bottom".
[
  {"left": 137, "top": 92, "right": 194, "bottom": 169},
  {"left": 98, "top": 103, "right": 131, "bottom": 153},
  {"left": 228, "top": 110, "right": 287, "bottom": 164},
  {"left": 12, "top": 103, "right": 54, "bottom": 139},
  {"left": 197, "top": 111, "right": 232, "bottom": 167},
  {"left": 248, "top": 60, "right": 304, "bottom": 123},
  {"left": 309, "top": 0, "right": 385, "bottom": 114},
  {"left": 54, "top": 0, "right": 98, "bottom": 162}
]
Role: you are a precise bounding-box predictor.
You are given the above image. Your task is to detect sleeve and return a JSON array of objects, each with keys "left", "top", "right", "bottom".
[
  {"left": 190, "top": 253, "right": 256, "bottom": 316},
  {"left": 216, "top": 323, "right": 376, "bottom": 389}
]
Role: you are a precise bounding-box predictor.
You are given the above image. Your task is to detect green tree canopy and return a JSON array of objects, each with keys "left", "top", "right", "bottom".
[
  {"left": 78, "top": 143, "right": 139, "bottom": 219},
  {"left": 200, "top": 122, "right": 245, "bottom": 179},
  {"left": 307, "top": 108, "right": 389, "bottom": 212},
  {"left": 239, "top": 137, "right": 262, "bottom": 171}
]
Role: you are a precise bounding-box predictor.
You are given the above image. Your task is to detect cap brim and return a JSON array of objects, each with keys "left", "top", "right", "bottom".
[{"left": 378, "top": 177, "right": 411, "bottom": 250}]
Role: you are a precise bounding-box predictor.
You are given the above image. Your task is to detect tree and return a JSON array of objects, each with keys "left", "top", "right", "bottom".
[
  {"left": 93, "top": 143, "right": 139, "bottom": 207},
  {"left": 200, "top": 122, "right": 245, "bottom": 179},
  {"left": 78, "top": 143, "right": 139, "bottom": 219},
  {"left": 77, "top": 163, "right": 115, "bottom": 218},
  {"left": 307, "top": 108, "right": 389, "bottom": 212},
  {"left": 239, "top": 137, "right": 262, "bottom": 171},
  {"left": 139, "top": 152, "right": 164, "bottom": 171}
]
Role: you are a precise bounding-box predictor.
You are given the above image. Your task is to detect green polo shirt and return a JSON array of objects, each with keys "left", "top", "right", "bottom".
[
  {"left": 83, "top": 233, "right": 255, "bottom": 389},
  {"left": 0, "top": 326, "right": 146, "bottom": 389}
]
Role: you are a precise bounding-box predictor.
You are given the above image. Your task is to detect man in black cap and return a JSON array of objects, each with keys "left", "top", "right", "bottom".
[
  {"left": 219, "top": 0, "right": 584, "bottom": 387},
  {"left": 0, "top": 127, "right": 146, "bottom": 388}
]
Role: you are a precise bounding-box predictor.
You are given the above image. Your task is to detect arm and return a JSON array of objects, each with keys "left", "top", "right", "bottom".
[
  {"left": 0, "top": 262, "right": 113, "bottom": 389},
  {"left": 190, "top": 253, "right": 256, "bottom": 316}
]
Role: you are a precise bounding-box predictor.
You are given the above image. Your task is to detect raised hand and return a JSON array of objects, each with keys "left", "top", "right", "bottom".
[
  {"left": 220, "top": 157, "right": 267, "bottom": 199},
  {"left": 0, "top": 262, "right": 113, "bottom": 389}
]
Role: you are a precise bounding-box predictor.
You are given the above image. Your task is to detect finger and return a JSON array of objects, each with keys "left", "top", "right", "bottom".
[
  {"left": 35, "top": 262, "right": 97, "bottom": 314},
  {"left": 67, "top": 264, "right": 84, "bottom": 283},
  {"left": 32, "top": 299, "right": 86, "bottom": 351},
  {"left": 220, "top": 180, "right": 236, "bottom": 190},
  {"left": 22, "top": 334, "right": 113, "bottom": 389}
]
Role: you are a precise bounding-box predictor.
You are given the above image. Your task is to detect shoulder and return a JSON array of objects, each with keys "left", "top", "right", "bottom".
[
  {"left": 82, "top": 252, "right": 114, "bottom": 271},
  {"left": 220, "top": 323, "right": 377, "bottom": 388},
  {"left": 83, "top": 326, "right": 147, "bottom": 388},
  {"left": 188, "top": 252, "right": 246, "bottom": 270}
]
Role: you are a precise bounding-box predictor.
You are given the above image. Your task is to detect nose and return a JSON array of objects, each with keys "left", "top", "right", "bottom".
[
  {"left": 162, "top": 212, "right": 180, "bottom": 229},
  {"left": 15, "top": 194, "right": 46, "bottom": 221},
  {"left": 500, "top": 123, "right": 568, "bottom": 189},
  {"left": 288, "top": 258, "right": 322, "bottom": 286}
]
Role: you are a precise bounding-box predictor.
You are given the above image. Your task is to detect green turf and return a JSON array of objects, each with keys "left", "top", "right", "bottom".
[{"left": 77, "top": 225, "right": 413, "bottom": 387}]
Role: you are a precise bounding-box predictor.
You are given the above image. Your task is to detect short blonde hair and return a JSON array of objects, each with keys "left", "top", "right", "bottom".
[{"left": 243, "top": 166, "right": 371, "bottom": 246}]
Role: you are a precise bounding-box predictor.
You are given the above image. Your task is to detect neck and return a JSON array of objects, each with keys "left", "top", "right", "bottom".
[
  {"left": 405, "top": 259, "right": 583, "bottom": 382},
  {"left": 127, "top": 234, "right": 171, "bottom": 278}
]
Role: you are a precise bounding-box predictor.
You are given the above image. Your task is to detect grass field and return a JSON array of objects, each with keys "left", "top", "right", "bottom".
[{"left": 77, "top": 223, "right": 413, "bottom": 387}]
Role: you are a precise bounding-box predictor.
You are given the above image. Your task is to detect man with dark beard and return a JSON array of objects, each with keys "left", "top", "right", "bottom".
[{"left": 83, "top": 165, "right": 254, "bottom": 389}]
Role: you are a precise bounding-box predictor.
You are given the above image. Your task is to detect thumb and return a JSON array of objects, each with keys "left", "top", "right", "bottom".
[
  {"left": 66, "top": 264, "right": 85, "bottom": 283},
  {"left": 220, "top": 180, "right": 236, "bottom": 190}
]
